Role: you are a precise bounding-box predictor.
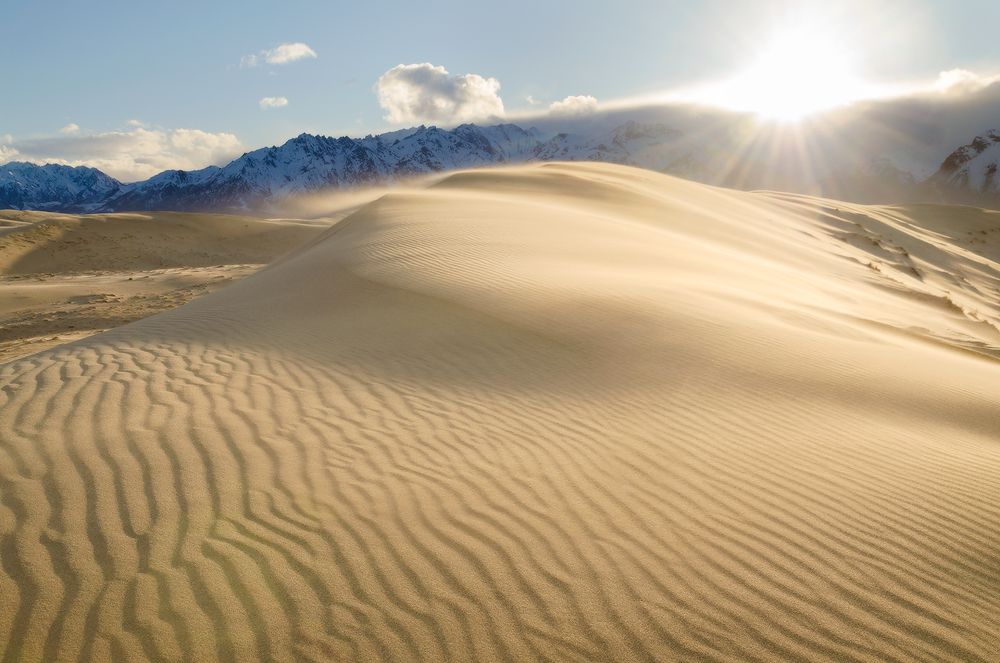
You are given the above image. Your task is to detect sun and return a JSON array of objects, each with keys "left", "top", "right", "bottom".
[{"left": 699, "top": 25, "right": 869, "bottom": 121}]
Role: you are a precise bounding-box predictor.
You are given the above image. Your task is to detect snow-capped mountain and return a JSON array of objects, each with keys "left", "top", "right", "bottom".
[
  {"left": 932, "top": 130, "right": 1000, "bottom": 196},
  {"left": 103, "top": 121, "right": 685, "bottom": 212},
  {"left": 0, "top": 162, "right": 121, "bottom": 211},
  {"left": 105, "top": 124, "right": 543, "bottom": 211},
  {"left": 3, "top": 122, "right": 1000, "bottom": 213}
]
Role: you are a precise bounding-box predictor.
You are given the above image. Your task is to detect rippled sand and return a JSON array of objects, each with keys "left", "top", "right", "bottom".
[{"left": 2, "top": 162, "right": 999, "bottom": 661}]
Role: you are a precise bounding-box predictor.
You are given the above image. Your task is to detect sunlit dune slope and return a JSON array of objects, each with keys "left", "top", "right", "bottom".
[{"left": 1, "top": 162, "right": 999, "bottom": 662}]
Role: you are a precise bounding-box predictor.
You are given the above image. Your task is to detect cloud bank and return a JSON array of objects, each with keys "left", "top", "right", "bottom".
[
  {"left": 259, "top": 96, "right": 289, "bottom": 110},
  {"left": 242, "top": 42, "right": 317, "bottom": 67},
  {"left": 1, "top": 126, "right": 244, "bottom": 182},
  {"left": 376, "top": 63, "right": 505, "bottom": 124}
]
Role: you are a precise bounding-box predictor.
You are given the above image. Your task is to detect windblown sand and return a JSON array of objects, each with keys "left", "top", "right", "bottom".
[{"left": 2, "top": 163, "right": 999, "bottom": 661}]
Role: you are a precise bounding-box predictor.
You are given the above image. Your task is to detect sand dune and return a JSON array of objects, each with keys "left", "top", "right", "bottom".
[
  {"left": 0, "top": 211, "right": 324, "bottom": 362},
  {"left": 1, "top": 162, "right": 999, "bottom": 661}
]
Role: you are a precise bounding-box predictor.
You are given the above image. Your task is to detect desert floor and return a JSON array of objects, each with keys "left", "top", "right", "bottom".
[
  {"left": 1, "top": 162, "right": 999, "bottom": 661},
  {"left": 0, "top": 211, "right": 324, "bottom": 362}
]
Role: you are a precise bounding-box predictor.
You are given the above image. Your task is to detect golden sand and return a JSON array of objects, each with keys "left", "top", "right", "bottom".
[{"left": 1, "top": 163, "right": 999, "bottom": 661}]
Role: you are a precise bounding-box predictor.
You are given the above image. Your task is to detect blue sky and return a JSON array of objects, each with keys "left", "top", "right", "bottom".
[{"left": 3, "top": 0, "right": 999, "bottom": 180}]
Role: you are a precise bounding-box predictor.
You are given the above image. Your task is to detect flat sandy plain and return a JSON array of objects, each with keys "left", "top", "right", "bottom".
[{"left": 1, "top": 162, "right": 999, "bottom": 661}]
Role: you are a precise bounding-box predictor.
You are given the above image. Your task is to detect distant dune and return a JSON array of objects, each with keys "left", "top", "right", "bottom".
[
  {"left": 0, "top": 210, "right": 324, "bottom": 361},
  {"left": 1, "top": 162, "right": 999, "bottom": 661}
]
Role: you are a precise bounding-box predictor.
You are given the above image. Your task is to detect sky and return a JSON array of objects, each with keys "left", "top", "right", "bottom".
[{"left": 2, "top": 0, "right": 1000, "bottom": 181}]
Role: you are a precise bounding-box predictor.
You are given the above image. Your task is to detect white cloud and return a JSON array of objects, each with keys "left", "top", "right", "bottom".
[
  {"left": 127, "top": 119, "right": 145, "bottom": 127},
  {"left": 376, "top": 63, "right": 505, "bottom": 124},
  {"left": 0, "top": 144, "right": 19, "bottom": 163},
  {"left": 259, "top": 96, "right": 289, "bottom": 110},
  {"left": 526, "top": 95, "right": 541, "bottom": 105},
  {"left": 265, "top": 42, "right": 317, "bottom": 64},
  {"left": 4, "top": 126, "right": 244, "bottom": 182},
  {"left": 932, "top": 69, "right": 1000, "bottom": 94},
  {"left": 59, "top": 123, "right": 80, "bottom": 135},
  {"left": 242, "top": 42, "right": 317, "bottom": 67},
  {"left": 0, "top": 134, "right": 16, "bottom": 163},
  {"left": 548, "top": 95, "right": 599, "bottom": 116}
]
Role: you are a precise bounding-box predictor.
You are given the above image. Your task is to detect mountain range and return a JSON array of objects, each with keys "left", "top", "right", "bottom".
[{"left": 2, "top": 120, "right": 1000, "bottom": 213}]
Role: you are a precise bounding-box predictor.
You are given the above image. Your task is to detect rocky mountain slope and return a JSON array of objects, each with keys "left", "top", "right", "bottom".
[
  {"left": 931, "top": 130, "right": 1000, "bottom": 198},
  {"left": 0, "top": 162, "right": 122, "bottom": 212}
]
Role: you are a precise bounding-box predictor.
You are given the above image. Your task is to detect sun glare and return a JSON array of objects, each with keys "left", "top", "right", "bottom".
[{"left": 700, "top": 26, "right": 870, "bottom": 121}]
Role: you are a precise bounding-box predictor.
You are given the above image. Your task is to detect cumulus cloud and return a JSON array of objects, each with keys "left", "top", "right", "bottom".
[
  {"left": 242, "top": 42, "right": 317, "bottom": 67},
  {"left": 0, "top": 144, "right": 19, "bottom": 163},
  {"left": 59, "top": 123, "right": 80, "bottom": 135},
  {"left": 2, "top": 126, "right": 244, "bottom": 182},
  {"left": 548, "top": 95, "right": 599, "bottom": 116},
  {"left": 127, "top": 119, "right": 145, "bottom": 127},
  {"left": 259, "top": 96, "right": 289, "bottom": 110},
  {"left": 376, "top": 63, "right": 505, "bottom": 124}
]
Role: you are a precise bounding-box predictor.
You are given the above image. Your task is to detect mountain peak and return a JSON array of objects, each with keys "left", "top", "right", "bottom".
[
  {"left": 0, "top": 162, "right": 122, "bottom": 212},
  {"left": 934, "top": 130, "right": 1000, "bottom": 194}
]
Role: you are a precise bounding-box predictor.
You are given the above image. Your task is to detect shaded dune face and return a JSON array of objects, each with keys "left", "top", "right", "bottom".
[{"left": 2, "top": 162, "right": 1000, "bottom": 662}]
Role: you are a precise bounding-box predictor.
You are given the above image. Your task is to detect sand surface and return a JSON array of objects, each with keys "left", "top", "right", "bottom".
[
  {"left": 0, "top": 211, "right": 324, "bottom": 362},
  {"left": 1, "top": 162, "right": 999, "bottom": 661}
]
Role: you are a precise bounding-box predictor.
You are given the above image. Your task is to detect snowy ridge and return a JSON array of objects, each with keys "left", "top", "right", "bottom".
[
  {"left": 933, "top": 130, "right": 1000, "bottom": 195},
  {"left": 102, "top": 122, "right": 684, "bottom": 211},
  {"left": 103, "top": 124, "right": 540, "bottom": 211},
  {"left": 0, "top": 162, "right": 122, "bottom": 212}
]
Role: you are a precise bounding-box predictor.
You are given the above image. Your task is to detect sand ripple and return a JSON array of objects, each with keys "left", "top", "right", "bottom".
[{"left": 2, "top": 163, "right": 999, "bottom": 661}]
